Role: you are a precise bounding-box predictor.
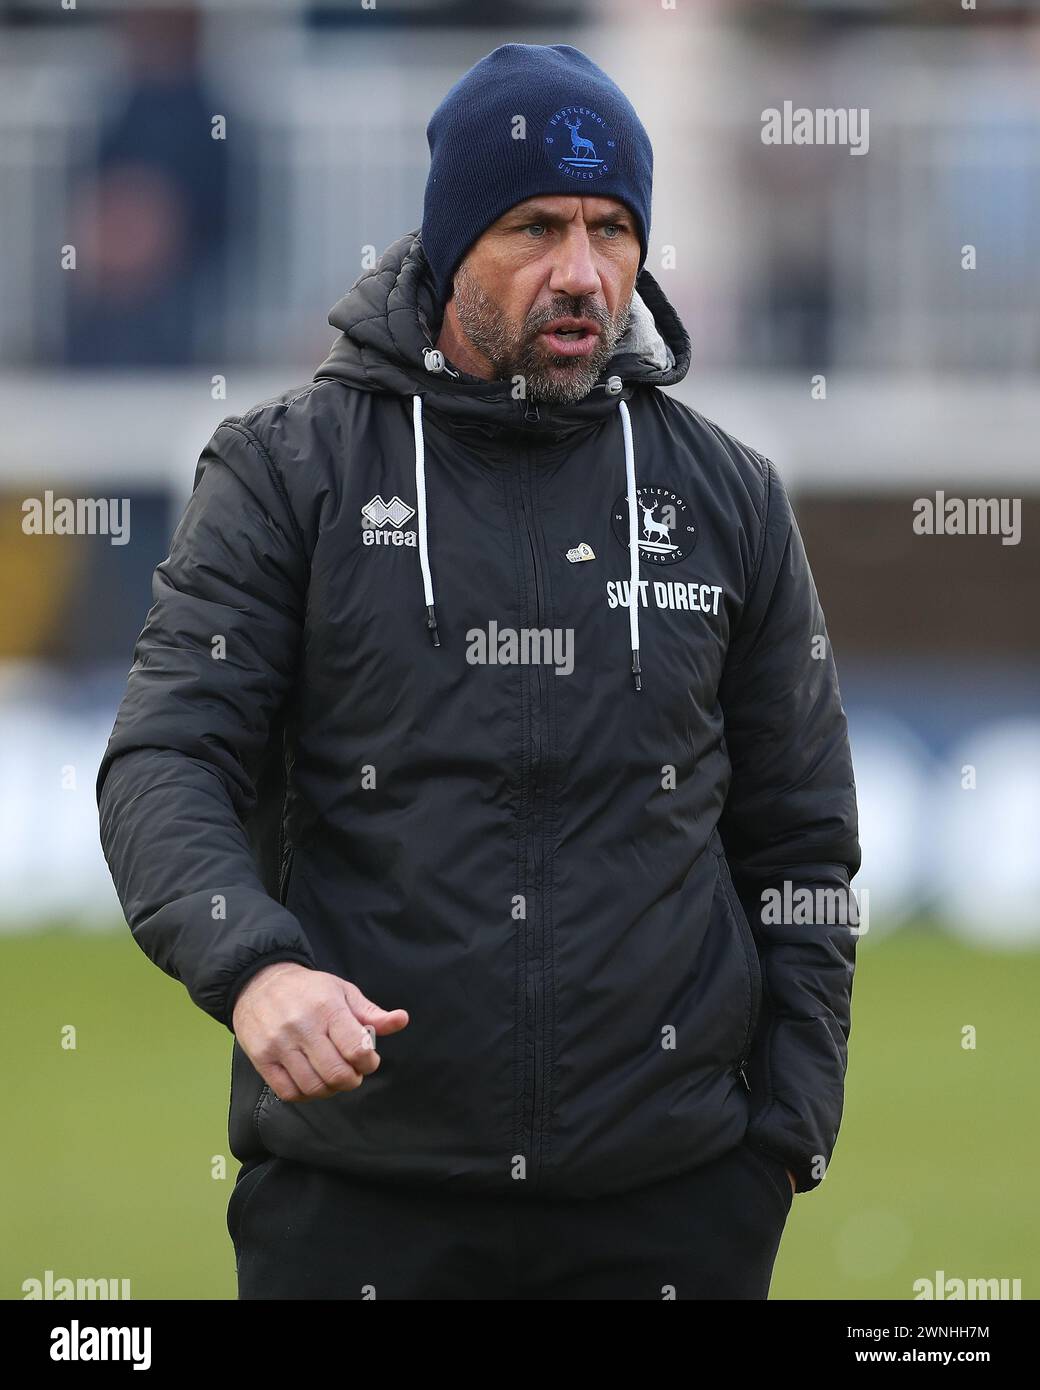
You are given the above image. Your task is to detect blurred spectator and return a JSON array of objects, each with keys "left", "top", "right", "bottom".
[{"left": 62, "top": 6, "right": 230, "bottom": 367}]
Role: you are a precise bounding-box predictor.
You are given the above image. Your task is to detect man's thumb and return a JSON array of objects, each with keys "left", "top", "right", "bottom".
[{"left": 342, "top": 980, "right": 410, "bottom": 1035}]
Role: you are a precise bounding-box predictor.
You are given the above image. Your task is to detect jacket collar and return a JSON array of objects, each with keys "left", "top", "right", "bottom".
[{"left": 313, "top": 230, "right": 692, "bottom": 448}]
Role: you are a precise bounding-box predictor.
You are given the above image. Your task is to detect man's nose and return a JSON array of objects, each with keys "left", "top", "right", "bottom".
[{"left": 546, "top": 230, "right": 601, "bottom": 300}]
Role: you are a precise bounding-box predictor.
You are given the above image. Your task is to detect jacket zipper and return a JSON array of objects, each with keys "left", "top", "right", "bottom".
[
  {"left": 278, "top": 842, "right": 295, "bottom": 905},
  {"left": 517, "top": 447, "right": 548, "bottom": 1185}
]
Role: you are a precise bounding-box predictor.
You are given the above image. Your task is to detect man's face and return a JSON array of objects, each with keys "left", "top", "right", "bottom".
[{"left": 448, "top": 195, "right": 640, "bottom": 404}]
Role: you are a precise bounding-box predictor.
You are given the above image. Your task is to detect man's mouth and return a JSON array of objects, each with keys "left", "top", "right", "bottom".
[{"left": 537, "top": 317, "right": 602, "bottom": 358}]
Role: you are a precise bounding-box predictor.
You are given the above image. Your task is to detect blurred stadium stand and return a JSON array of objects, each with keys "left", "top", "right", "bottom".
[{"left": 0, "top": 0, "right": 1037, "bottom": 940}]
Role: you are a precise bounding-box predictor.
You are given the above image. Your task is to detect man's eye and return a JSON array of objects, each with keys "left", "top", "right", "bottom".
[
  {"left": 525, "top": 223, "right": 547, "bottom": 238},
  {"left": 602, "top": 223, "right": 626, "bottom": 239}
]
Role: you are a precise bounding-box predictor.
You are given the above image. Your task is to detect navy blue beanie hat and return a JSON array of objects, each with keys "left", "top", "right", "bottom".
[{"left": 421, "top": 43, "right": 654, "bottom": 310}]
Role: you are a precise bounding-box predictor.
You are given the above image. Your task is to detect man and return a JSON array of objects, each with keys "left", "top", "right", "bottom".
[{"left": 97, "top": 43, "right": 860, "bottom": 1300}]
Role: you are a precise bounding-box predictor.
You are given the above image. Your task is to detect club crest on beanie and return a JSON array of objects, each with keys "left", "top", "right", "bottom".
[{"left": 421, "top": 43, "right": 653, "bottom": 309}]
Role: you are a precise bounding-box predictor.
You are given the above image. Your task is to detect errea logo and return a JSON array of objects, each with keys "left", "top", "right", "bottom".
[{"left": 361, "top": 494, "right": 417, "bottom": 548}]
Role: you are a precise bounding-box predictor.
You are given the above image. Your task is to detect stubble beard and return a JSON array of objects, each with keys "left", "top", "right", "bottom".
[{"left": 451, "top": 260, "right": 632, "bottom": 405}]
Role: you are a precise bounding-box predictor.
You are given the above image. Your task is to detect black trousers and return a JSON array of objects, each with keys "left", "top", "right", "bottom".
[{"left": 228, "top": 1137, "right": 793, "bottom": 1300}]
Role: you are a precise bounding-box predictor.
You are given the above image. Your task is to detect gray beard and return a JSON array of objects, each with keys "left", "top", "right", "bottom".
[{"left": 452, "top": 263, "right": 632, "bottom": 405}]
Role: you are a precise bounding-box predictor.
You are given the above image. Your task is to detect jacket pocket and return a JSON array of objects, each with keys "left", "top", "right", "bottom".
[
  {"left": 227, "top": 1157, "right": 279, "bottom": 1245},
  {"left": 712, "top": 838, "right": 763, "bottom": 1073}
]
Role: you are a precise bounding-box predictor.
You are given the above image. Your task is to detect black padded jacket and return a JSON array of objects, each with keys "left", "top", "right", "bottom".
[{"left": 96, "top": 230, "right": 861, "bottom": 1199}]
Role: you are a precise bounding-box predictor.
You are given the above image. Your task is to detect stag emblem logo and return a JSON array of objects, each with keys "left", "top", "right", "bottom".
[
  {"left": 564, "top": 118, "right": 598, "bottom": 162},
  {"left": 611, "top": 486, "right": 698, "bottom": 567},
  {"left": 543, "top": 105, "right": 616, "bottom": 179},
  {"left": 640, "top": 503, "right": 671, "bottom": 547}
]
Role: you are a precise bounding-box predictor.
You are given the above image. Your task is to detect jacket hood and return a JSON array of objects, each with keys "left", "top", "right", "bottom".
[{"left": 313, "top": 229, "right": 692, "bottom": 446}]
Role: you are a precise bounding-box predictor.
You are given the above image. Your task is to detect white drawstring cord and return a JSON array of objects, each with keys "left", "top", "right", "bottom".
[
  {"left": 618, "top": 399, "right": 641, "bottom": 691},
  {"left": 412, "top": 394, "right": 439, "bottom": 646}
]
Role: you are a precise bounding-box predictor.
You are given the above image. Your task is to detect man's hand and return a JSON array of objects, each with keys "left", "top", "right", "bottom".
[
  {"left": 786, "top": 1169, "right": 796, "bottom": 1195},
  {"left": 232, "top": 962, "right": 409, "bottom": 1102}
]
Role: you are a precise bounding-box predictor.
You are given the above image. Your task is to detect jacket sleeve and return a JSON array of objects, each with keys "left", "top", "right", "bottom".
[
  {"left": 96, "top": 418, "right": 317, "bottom": 1032},
  {"left": 717, "top": 457, "right": 861, "bottom": 1194}
]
